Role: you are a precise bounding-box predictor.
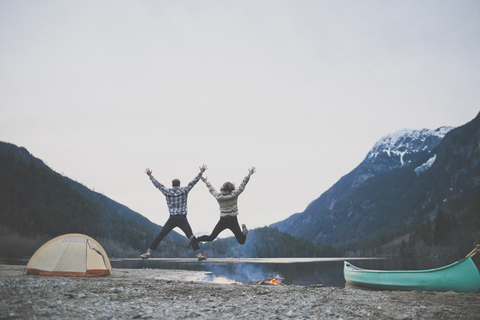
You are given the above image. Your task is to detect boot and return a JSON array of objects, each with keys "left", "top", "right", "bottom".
[
  {"left": 242, "top": 224, "right": 248, "bottom": 236},
  {"left": 197, "top": 252, "right": 207, "bottom": 261},
  {"left": 140, "top": 252, "right": 151, "bottom": 260}
]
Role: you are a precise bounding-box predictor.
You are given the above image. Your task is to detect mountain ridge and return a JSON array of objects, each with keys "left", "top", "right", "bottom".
[
  {"left": 271, "top": 112, "right": 480, "bottom": 257},
  {"left": 0, "top": 141, "right": 186, "bottom": 239},
  {"left": 0, "top": 141, "right": 185, "bottom": 252},
  {"left": 0, "top": 140, "right": 329, "bottom": 259},
  {"left": 271, "top": 126, "right": 453, "bottom": 233}
]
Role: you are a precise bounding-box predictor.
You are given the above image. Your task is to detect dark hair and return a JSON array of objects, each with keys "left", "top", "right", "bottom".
[
  {"left": 172, "top": 179, "right": 180, "bottom": 187},
  {"left": 220, "top": 182, "right": 235, "bottom": 193}
]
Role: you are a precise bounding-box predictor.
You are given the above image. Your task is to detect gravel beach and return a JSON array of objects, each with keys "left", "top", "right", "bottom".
[{"left": 1, "top": 264, "right": 479, "bottom": 319}]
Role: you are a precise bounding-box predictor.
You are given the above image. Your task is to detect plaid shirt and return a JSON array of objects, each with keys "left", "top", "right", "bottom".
[{"left": 150, "top": 173, "right": 202, "bottom": 215}]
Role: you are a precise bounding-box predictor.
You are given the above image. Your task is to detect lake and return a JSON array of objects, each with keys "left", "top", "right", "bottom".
[
  {"left": 110, "top": 257, "right": 455, "bottom": 287},
  {"left": 1, "top": 257, "right": 456, "bottom": 288}
]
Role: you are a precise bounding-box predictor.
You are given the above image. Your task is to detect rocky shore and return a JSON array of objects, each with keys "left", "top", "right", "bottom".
[{"left": 1, "top": 265, "right": 479, "bottom": 319}]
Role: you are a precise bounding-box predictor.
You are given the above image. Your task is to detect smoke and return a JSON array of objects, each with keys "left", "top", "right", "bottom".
[{"left": 206, "top": 262, "right": 282, "bottom": 284}]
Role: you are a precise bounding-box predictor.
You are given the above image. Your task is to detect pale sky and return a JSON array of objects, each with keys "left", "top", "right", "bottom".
[{"left": 1, "top": 1, "right": 479, "bottom": 237}]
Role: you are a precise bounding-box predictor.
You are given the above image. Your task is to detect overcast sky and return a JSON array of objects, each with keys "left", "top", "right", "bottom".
[{"left": 1, "top": 1, "right": 479, "bottom": 238}]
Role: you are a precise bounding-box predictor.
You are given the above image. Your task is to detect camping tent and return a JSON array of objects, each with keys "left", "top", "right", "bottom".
[{"left": 26, "top": 233, "right": 112, "bottom": 277}]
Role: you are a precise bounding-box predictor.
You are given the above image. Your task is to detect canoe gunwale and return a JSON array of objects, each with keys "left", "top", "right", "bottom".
[{"left": 345, "top": 257, "right": 468, "bottom": 274}]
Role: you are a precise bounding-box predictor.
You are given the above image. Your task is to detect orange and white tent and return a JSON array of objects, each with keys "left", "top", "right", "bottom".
[{"left": 26, "top": 233, "right": 112, "bottom": 277}]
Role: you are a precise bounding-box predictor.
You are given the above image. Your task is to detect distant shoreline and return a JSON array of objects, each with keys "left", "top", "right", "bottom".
[{"left": 109, "top": 256, "right": 382, "bottom": 263}]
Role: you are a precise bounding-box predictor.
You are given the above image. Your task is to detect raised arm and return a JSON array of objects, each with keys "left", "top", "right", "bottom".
[
  {"left": 231, "top": 167, "right": 256, "bottom": 197},
  {"left": 185, "top": 164, "right": 208, "bottom": 192},
  {"left": 205, "top": 180, "right": 221, "bottom": 197},
  {"left": 145, "top": 167, "right": 168, "bottom": 195}
]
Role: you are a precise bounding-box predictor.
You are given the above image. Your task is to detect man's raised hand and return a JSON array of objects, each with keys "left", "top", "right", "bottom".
[
  {"left": 145, "top": 168, "right": 153, "bottom": 177},
  {"left": 200, "top": 164, "right": 208, "bottom": 173}
]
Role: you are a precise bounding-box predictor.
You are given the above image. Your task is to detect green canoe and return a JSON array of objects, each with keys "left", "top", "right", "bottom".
[{"left": 344, "top": 247, "right": 480, "bottom": 293}]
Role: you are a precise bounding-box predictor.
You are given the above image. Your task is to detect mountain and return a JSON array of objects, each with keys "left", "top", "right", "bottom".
[
  {"left": 0, "top": 141, "right": 328, "bottom": 259},
  {"left": 271, "top": 112, "right": 480, "bottom": 256},
  {"left": 63, "top": 175, "right": 178, "bottom": 238},
  {"left": 0, "top": 141, "right": 185, "bottom": 257},
  {"left": 271, "top": 126, "right": 453, "bottom": 233}
]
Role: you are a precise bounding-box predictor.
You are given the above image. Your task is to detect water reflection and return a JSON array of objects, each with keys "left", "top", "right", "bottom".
[
  {"left": 110, "top": 257, "right": 455, "bottom": 287},
  {"left": 110, "top": 258, "right": 372, "bottom": 287}
]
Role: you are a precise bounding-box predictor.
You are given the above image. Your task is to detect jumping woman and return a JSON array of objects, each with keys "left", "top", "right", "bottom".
[{"left": 187, "top": 167, "right": 255, "bottom": 247}]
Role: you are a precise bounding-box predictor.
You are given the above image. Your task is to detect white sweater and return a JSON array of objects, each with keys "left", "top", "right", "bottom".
[{"left": 206, "top": 176, "right": 250, "bottom": 217}]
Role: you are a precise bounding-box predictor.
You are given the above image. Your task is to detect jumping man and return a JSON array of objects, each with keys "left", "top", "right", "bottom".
[{"left": 140, "top": 165, "right": 207, "bottom": 261}]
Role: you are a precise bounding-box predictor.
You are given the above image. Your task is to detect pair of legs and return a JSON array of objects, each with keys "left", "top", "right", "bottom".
[
  {"left": 142, "top": 215, "right": 206, "bottom": 260},
  {"left": 149, "top": 214, "right": 200, "bottom": 251},
  {"left": 196, "top": 216, "right": 247, "bottom": 244}
]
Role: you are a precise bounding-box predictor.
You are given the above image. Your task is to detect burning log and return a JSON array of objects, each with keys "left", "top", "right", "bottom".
[{"left": 253, "top": 277, "right": 286, "bottom": 286}]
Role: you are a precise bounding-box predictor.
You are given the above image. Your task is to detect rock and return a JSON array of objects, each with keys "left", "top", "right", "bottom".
[
  {"left": 1, "top": 269, "right": 480, "bottom": 320},
  {"left": 188, "top": 311, "right": 202, "bottom": 317}
]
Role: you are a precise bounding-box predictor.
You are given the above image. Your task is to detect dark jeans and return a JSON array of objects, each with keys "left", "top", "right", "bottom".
[
  {"left": 197, "top": 216, "right": 246, "bottom": 245},
  {"left": 149, "top": 215, "right": 200, "bottom": 251}
]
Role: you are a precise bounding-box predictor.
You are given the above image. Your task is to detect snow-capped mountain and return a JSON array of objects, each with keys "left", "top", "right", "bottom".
[
  {"left": 366, "top": 127, "right": 452, "bottom": 166},
  {"left": 347, "top": 127, "right": 453, "bottom": 189},
  {"left": 270, "top": 113, "right": 480, "bottom": 249},
  {"left": 365, "top": 127, "right": 452, "bottom": 168}
]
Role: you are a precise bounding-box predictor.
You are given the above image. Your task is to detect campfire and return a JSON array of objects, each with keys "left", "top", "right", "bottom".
[{"left": 253, "top": 277, "right": 286, "bottom": 286}]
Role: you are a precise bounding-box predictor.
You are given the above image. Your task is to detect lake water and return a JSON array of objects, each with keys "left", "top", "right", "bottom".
[
  {"left": 2, "top": 257, "right": 456, "bottom": 288},
  {"left": 110, "top": 257, "right": 454, "bottom": 287}
]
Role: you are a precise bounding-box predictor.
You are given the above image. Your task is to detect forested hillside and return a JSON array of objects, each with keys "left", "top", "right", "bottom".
[
  {"left": 0, "top": 143, "right": 185, "bottom": 258},
  {"left": 200, "top": 227, "right": 336, "bottom": 258},
  {"left": 0, "top": 141, "right": 329, "bottom": 259}
]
